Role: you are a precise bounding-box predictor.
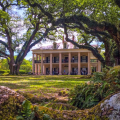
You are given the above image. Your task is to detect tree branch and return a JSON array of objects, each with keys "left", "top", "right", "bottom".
[
  {"left": 0, "top": 50, "right": 10, "bottom": 57},
  {"left": 0, "top": 40, "right": 9, "bottom": 49},
  {"left": 64, "top": 25, "right": 105, "bottom": 65},
  {"left": 26, "top": 0, "right": 53, "bottom": 22}
]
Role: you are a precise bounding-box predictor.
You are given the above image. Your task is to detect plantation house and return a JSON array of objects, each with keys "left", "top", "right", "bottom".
[{"left": 32, "top": 36, "right": 101, "bottom": 75}]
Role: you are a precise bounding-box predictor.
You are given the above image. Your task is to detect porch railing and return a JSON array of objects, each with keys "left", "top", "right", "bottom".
[
  {"left": 62, "top": 59, "right": 68, "bottom": 63},
  {"left": 43, "top": 60, "right": 50, "bottom": 63},
  {"left": 52, "top": 60, "right": 59, "bottom": 63},
  {"left": 34, "top": 60, "right": 41, "bottom": 63},
  {"left": 90, "top": 59, "right": 98, "bottom": 62},
  {"left": 71, "top": 59, "right": 78, "bottom": 63},
  {"left": 81, "top": 60, "right": 88, "bottom": 62}
]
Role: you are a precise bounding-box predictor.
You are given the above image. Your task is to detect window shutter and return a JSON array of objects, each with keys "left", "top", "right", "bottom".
[
  {"left": 86, "top": 56, "right": 88, "bottom": 62},
  {"left": 81, "top": 56, "right": 82, "bottom": 62},
  {"left": 86, "top": 68, "right": 88, "bottom": 71}
]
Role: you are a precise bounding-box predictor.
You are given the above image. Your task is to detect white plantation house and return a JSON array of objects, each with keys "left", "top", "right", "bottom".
[{"left": 32, "top": 36, "right": 101, "bottom": 75}]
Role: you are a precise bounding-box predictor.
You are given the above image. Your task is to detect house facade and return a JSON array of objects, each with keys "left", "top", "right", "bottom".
[{"left": 32, "top": 38, "right": 101, "bottom": 75}]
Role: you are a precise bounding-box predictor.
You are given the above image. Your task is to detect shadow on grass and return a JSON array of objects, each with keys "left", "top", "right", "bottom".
[
  {"left": 0, "top": 75, "right": 89, "bottom": 81},
  {"left": 18, "top": 80, "right": 86, "bottom": 89},
  {"left": 0, "top": 75, "right": 89, "bottom": 91},
  {"left": 0, "top": 83, "right": 29, "bottom": 89}
]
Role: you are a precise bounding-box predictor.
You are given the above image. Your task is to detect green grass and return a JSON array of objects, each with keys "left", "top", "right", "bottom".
[{"left": 0, "top": 75, "right": 89, "bottom": 96}]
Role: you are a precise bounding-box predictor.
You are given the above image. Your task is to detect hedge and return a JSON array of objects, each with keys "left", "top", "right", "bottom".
[
  {"left": 0, "top": 70, "right": 27, "bottom": 74},
  {"left": 19, "top": 70, "right": 27, "bottom": 74},
  {"left": 0, "top": 70, "right": 10, "bottom": 74}
]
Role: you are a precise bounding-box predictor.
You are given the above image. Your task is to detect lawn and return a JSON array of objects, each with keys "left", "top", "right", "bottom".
[{"left": 0, "top": 75, "right": 89, "bottom": 96}]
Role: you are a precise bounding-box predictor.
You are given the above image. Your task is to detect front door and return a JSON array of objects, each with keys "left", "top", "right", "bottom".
[
  {"left": 46, "top": 68, "right": 49, "bottom": 74},
  {"left": 54, "top": 57, "right": 56, "bottom": 63},
  {"left": 46, "top": 57, "right": 48, "bottom": 63},
  {"left": 65, "top": 57, "right": 68, "bottom": 62},
  {"left": 81, "top": 67, "right": 88, "bottom": 75}
]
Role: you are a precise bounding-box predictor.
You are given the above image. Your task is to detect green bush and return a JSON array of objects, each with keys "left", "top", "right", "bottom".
[
  {"left": 0, "top": 70, "right": 10, "bottom": 74},
  {"left": 19, "top": 70, "right": 27, "bottom": 74},
  {"left": 20, "top": 65, "right": 32, "bottom": 73},
  {"left": 69, "top": 66, "right": 120, "bottom": 109},
  {"left": 16, "top": 100, "right": 35, "bottom": 120},
  {"left": 69, "top": 82, "right": 113, "bottom": 109}
]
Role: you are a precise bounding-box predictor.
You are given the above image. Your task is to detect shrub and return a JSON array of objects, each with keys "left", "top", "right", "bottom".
[
  {"left": 16, "top": 100, "right": 35, "bottom": 120},
  {"left": 69, "top": 82, "right": 114, "bottom": 109},
  {"left": 69, "top": 66, "right": 120, "bottom": 109},
  {"left": 0, "top": 70, "right": 9, "bottom": 74},
  {"left": 19, "top": 70, "right": 27, "bottom": 74}
]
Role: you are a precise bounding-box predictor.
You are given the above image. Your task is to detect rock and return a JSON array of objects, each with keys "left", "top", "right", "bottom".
[
  {"left": 0, "top": 86, "right": 25, "bottom": 120},
  {"left": 79, "top": 92, "right": 120, "bottom": 120},
  {"left": 0, "top": 86, "right": 25, "bottom": 106},
  {"left": 100, "top": 92, "right": 120, "bottom": 120}
]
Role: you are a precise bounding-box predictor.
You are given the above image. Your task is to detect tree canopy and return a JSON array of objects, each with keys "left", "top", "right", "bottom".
[{"left": 0, "top": 0, "right": 120, "bottom": 74}]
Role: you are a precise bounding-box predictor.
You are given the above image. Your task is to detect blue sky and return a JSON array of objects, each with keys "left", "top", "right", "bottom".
[{"left": 25, "top": 51, "right": 32, "bottom": 60}]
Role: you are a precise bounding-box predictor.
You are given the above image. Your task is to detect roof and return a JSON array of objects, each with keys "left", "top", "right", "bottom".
[{"left": 32, "top": 42, "right": 98, "bottom": 51}]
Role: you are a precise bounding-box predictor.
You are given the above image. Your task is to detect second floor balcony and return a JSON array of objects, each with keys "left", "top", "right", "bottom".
[
  {"left": 34, "top": 58, "right": 97, "bottom": 64},
  {"left": 52, "top": 60, "right": 59, "bottom": 63},
  {"left": 62, "top": 59, "right": 68, "bottom": 63},
  {"left": 81, "top": 59, "right": 88, "bottom": 63},
  {"left": 34, "top": 60, "right": 41, "bottom": 63},
  {"left": 43, "top": 60, "right": 50, "bottom": 63},
  {"left": 71, "top": 59, "right": 78, "bottom": 63}
]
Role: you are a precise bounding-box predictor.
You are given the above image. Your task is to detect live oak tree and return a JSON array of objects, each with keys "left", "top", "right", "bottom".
[
  {"left": 25, "top": 0, "right": 120, "bottom": 67},
  {"left": 1, "top": 0, "right": 120, "bottom": 75},
  {"left": 61, "top": 0, "right": 120, "bottom": 65},
  {"left": 0, "top": 0, "right": 57, "bottom": 74}
]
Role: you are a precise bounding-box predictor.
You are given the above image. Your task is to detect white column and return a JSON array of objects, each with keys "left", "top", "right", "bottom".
[
  {"left": 59, "top": 53, "right": 62, "bottom": 75},
  {"left": 50, "top": 53, "right": 52, "bottom": 75},
  {"left": 68, "top": 52, "right": 71, "bottom": 75},
  {"left": 32, "top": 53, "right": 35, "bottom": 74},
  {"left": 98, "top": 60, "right": 101, "bottom": 72},
  {"left": 78, "top": 52, "right": 81, "bottom": 75},
  {"left": 35, "top": 54, "right": 38, "bottom": 74},
  {"left": 43, "top": 65, "right": 46, "bottom": 75},
  {"left": 38, "top": 55, "right": 40, "bottom": 75},
  {"left": 41, "top": 54, "right": 43, "bottom": 75},
  {"left": 88, "top": 52, "right": 91, "bottom": 75}
]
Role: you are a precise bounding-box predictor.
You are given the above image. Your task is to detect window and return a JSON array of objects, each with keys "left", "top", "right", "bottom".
[
  {"left": 53, "top": 43, "right": 57, "bottom": 49},
  {"left": 64, "top": 43, "right": 67, "bottom": 49},
  {"left": 74, "top": 45, "right": 77, "bottom": 49},
  {"left": 81, "top": 56, "right": 88, "bottom": 62}
]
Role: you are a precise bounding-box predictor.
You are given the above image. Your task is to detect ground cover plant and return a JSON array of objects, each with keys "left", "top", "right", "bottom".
[
  {"left": 1, "top": 66, "right": 120, "bottom": 119},
  {"left": 69, "top": 66, "right": 120, "bottom": 109}
]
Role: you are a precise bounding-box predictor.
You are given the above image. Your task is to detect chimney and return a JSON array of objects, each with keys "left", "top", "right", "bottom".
[
  {"left": 63, "top": 35, "right": 64, "bottom": 43},
  {"left": 72, "top": 35, "right": 74, "bottom": 41}
]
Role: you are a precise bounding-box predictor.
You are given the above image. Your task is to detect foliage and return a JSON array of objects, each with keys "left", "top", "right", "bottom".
[
  {"left": 19, "top": 70, "right": 27, "bottom": 74},
  {"left": 16, "top": 100, "right": 35, "bottom": 120},
  {"left": 20, "top": 59, "right": 32, "bottom": 73},
  {"left": 43, "top": 114, "right": 53, "bottom": 120},
  {"left": 69, "top": 82, "right": 113, "bottom": 109},
  {"left": 69, "top": 66, "right": 120, "bottom": 109},
  {"left": 0, "top": 59, "right": 9, "bottom": 70},
  {"left": 0, "top": 58, "right": 32, "bottom": 74},
  {"left": 0, "top": 70, "right": 9, "bottom": 74},
  {"left": 91, "top": 72, "right": 105, "bottom": 82},
  {"left": 16, "top": 100, "right": 53, "bottom": 120}
]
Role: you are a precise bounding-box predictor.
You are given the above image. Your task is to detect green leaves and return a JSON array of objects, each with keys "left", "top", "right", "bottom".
[
  {"left": 69, "top": 71, "right": 116, "bottom": 109},
  {"left": 16, "top": 100, "right": 35, "bottom": 120},
  {"left": 43, "top": 114, "right": 53, "bottom": 120}
]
